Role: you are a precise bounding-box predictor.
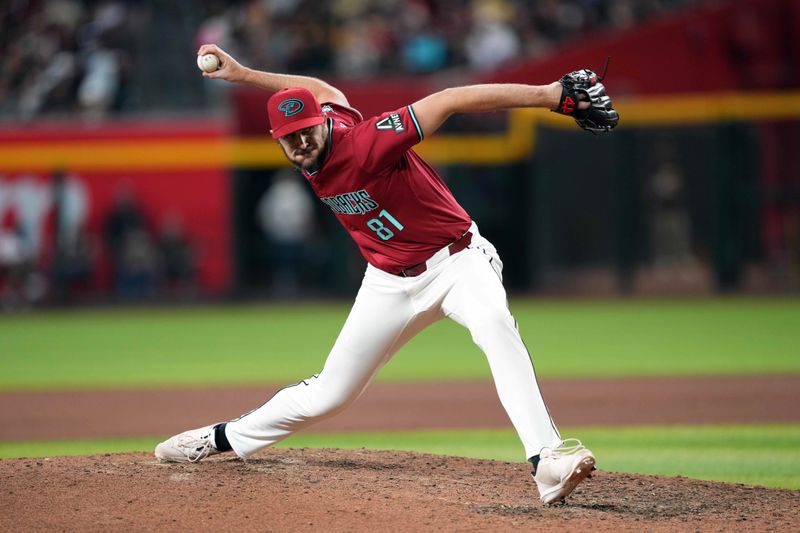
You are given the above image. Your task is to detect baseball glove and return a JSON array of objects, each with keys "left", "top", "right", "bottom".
[{"left": 553, "top": 68, "right": 619, "bottom": 134}]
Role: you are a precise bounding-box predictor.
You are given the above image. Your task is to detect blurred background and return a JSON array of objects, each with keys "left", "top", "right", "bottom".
[{"left": 1, "top": 0, "right": 799, "bottom": 309}]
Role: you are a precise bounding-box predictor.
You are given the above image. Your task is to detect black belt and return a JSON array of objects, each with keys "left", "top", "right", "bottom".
[{"left": 398, "top": 231, "right": 473, "bottom": 277}]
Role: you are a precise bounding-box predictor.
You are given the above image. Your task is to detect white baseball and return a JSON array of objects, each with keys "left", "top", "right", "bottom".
[{"left": 197, "top": 53, "right": 220, "bottom": 73}]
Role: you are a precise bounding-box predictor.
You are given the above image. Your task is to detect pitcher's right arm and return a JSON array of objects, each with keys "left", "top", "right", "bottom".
[{"left": 197, "top": 44, "right": 348, "bottom": 107}]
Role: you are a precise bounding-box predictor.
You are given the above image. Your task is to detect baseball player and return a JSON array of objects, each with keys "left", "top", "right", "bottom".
[{"left": 156, "top": 44, "right": 618, "bottom": 505}]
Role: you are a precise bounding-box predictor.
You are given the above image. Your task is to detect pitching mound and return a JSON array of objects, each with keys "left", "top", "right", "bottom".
[{"left": 3, "top": 449, "right": 797, "bottom": 531}]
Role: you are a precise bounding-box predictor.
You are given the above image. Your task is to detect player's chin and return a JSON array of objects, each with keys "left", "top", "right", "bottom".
[{"left": 297, "top": 155, "right": 320, "bottom": 171}]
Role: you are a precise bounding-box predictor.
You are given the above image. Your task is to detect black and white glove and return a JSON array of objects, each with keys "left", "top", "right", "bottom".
[{"left": 553, "top": 68, "right": 619, "bottom": 134}]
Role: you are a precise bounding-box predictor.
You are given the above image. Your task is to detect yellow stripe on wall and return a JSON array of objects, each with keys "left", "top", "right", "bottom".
[
  {"left": 0, "top": 140, "right": 228, "bottom": 172},
  {"left": 1, "top": 91, "right": 798, "bottom": 172},
  {"left": 536, "top": 91, "right": 800, "bottom": 127}
]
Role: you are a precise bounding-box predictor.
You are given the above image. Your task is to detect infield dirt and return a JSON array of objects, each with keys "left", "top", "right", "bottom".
[
  {"left": 3, "top": 449, "right": 799, "bottom": 532},
  {"left": 2, "top": 375, "right": 799, "bottom": 531}
]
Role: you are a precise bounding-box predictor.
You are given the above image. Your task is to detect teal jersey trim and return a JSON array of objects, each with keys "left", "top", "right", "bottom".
[{"left": 407, "top": 105, "right": 424, "bottom": 141}]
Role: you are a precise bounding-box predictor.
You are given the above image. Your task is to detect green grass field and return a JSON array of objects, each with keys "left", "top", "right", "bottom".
[
  {"left": 1, "top": 298, "right": 798, "bottom": 389},
  {"left": 1, "top": 297, "right": 799, "bottom": 489}
]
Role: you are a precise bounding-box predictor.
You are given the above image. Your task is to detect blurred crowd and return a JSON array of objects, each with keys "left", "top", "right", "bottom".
[
  {"left": 101, "top": 181, "right": 198, "bottom": 303},
  {"left": 0, "top": 173, "right": 198, "bottom": 309},
  {"left": 0, "top": 0, "right": 140, "bottom": 121},
  {"left": 202, "top": 0, "right": 701, "bottom": 77},
  {"left": 0, "top": 0, "right": 701, "bottom": 121}
]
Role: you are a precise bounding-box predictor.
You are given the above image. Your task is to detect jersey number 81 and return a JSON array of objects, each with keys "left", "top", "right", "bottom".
[{"left": 367, "top": 209, "right": 404, "bottom": 241}]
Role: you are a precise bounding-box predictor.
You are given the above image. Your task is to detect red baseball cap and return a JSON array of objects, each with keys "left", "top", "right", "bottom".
[{"left": 267, "top": 87, "right": 325, "bottom": 139}]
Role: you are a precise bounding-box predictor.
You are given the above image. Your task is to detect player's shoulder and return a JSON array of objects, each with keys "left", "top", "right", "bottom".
[{"left": 322, "top": 102, "right": 363, "bottom": 127}]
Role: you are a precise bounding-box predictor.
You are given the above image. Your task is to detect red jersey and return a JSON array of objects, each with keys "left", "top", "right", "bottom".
[{"left": 300, "top": 102, "right": 471, "bottom": 275}]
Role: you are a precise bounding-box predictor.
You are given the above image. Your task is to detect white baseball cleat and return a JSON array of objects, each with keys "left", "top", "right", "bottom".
[
  {"left": 533, "top": 438, "right": 596, "bottom": 504},
  {"left": 155, "top": 424, "right": 222, "bottom": 463}
]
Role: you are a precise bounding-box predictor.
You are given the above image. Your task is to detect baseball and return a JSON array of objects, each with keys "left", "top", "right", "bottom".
[{"left": 197, "top": 53, "right": 220, "bottom": 73}]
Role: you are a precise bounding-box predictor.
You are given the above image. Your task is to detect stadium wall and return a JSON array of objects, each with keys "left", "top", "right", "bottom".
[{"left": 0, "top": 121, "right": 232, "bottom": 295}]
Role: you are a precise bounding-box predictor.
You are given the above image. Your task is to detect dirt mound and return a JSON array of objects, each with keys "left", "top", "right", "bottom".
[
  {"left": 4, "top": 376, "right": 799, "bottom": 441},
  {"left": 3, "top": 449, "right": 797, "bottom": 532}
]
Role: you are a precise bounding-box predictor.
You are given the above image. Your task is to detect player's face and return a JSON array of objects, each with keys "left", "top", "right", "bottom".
[{"left": 277, "top": 124, "right": 328, "bottom": 173}]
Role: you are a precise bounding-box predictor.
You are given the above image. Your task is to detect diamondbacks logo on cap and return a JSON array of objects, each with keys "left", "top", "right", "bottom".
[{"left": 278, "top": 98, "right": 305, "bottom": 117}]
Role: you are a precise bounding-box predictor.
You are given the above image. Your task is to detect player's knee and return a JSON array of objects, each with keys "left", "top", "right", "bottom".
[
  {"left": 472, "top": 304, "right": 512, "bottom": 328},
  {"left": 305, "top": 385, "right": 356, "bottom": 419},
  {"left": 467, "top": 306, "right": 515, "bottom": 343}
]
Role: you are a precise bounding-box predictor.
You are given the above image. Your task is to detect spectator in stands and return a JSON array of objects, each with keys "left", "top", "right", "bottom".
[
  {"left": 103, "top": 181, "right": 155, "bottom": 300},
  {"left": 156, "top": 211, "right": 197, "bottom": 300},
  {"left": 118, "top": 227, "right": 159, "bottom": 300},
  {"left": 465, "top": 1, "right": 521, "bottom": 71},
  {"left": 77, "top": 39, "right": 121, "bottom": 120},
  {"left": 0, "top": 0, "right": 710, "bottom": 120},
  {"left": 333, "top": 20, "right": 382, "bottom": 77},
  {"left": 10, "top": 1, "right": 82, "bottom": 120},
  {"left": 0, "top": 213, "right": 36, "bottom": 310},
  {"left": 647, "top": 142, "right": 695, "bottom": 276},
  {"left": 256, "top": 170, "right": 315, "bottom": 297},
  {"left": 0, "top": 0, "right": 134, "bottom": 121},
  {"left": 51, "top": 222, "right": 96, "bottom": 303},
  {"left": 50, "top": 170, "right": 96, "bottom": 303}
]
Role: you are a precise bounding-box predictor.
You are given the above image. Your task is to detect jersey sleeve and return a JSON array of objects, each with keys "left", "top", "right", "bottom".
[
  {"left": 349, "top": 105, "right": 425, "bottom": 173},
  {"left": 321, "top": 102, "right": 363, "bottom": 127}
]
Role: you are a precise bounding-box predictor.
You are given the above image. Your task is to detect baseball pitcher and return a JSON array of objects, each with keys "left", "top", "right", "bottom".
[{"left": 155, "top": 44, "right": 618, "bottom": 505}]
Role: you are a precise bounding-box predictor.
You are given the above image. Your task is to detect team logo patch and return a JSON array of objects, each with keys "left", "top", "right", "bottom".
[
  {"left": 278, "top": 98, "right": 305, "bottom": 117},
  {"left": 376, "top": 113, "right": 405, "bottom": 134}
]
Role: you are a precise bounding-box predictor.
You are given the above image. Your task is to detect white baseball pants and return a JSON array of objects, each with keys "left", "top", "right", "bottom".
[{"left": 225, "top": 222, "right": 562, "bottom": 460}]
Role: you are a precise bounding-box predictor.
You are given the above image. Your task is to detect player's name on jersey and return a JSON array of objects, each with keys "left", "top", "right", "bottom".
[{"left": 320, "top": 189, "right": 379, "bottom": 215}]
